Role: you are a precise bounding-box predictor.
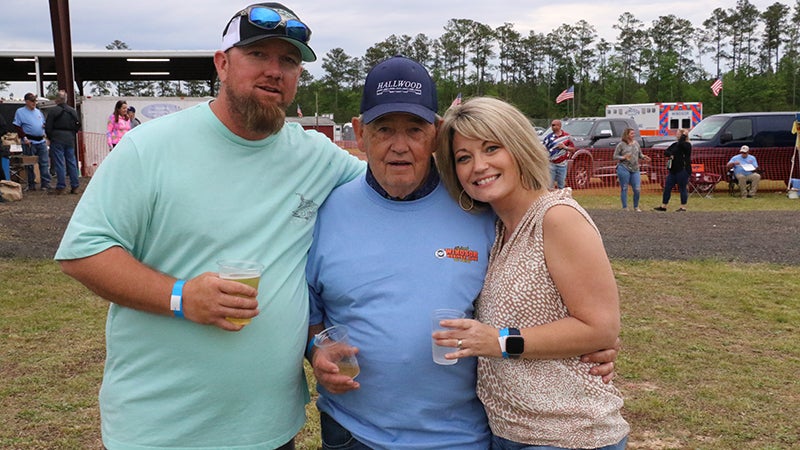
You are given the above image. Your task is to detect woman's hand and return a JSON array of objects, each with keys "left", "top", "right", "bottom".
[{"left": 432, "top": 318, "right": 500, "bottom": 360}]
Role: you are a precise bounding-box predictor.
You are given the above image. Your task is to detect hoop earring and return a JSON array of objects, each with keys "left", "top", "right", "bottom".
[{"left": 459, "top": 189, "right": 475, "bottom": 211}]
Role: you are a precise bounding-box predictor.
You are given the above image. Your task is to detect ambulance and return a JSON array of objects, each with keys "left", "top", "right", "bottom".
[{"left": 605, "top": 102, "right": 703, "bottom": 137}]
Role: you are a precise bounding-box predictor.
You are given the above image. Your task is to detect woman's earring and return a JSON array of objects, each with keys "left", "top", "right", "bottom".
[{"left": 459, "top": 189, "right": 475, "bottom": 211}]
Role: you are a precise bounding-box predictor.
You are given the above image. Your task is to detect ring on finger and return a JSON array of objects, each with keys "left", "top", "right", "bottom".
[{"left": 456, "top": 339, "right": 463, "bottom": 349}]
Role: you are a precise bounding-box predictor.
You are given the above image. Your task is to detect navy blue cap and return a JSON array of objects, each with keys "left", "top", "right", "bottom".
[{"left": 360, "top": 56, "right": 437, "bottom": 124}]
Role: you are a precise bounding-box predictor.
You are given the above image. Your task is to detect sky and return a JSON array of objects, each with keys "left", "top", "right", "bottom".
[{"left": 0, "top": 0, "right": 788, "bottom": 97}]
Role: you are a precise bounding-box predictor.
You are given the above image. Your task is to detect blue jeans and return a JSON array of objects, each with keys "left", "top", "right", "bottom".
[
  {"left": 49, "top": 141, "right": 80, "bottom": 190},
  {"left": 491, "top": 434, "right": 628, "bottom": 450},
  {"left": 616, "top": 165, "right": 641, "bottom": 209},
  {"left": 550, "top": 163, "right": 567, "bottom": 189},
  {"left": 23, "top": 141, "right": 51, "bottom": 189},
  {"left": 662, "top": 170, "right": 689, "bottom": 206},
  {"left": 319, "top": 411, "right": 372, "bottom": 450}
]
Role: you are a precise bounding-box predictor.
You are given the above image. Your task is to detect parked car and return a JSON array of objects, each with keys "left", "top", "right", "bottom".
[
  {"left": 651, "top": 112, "right": 799, "bottom": 184},
  {"left": 541, "top": 117, "right": 672, "bottom": 189}
]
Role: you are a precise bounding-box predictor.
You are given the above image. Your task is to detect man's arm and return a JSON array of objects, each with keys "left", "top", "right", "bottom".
[
  {"left": 562, "top": 138, "right": 576, "bottom": 152},
  {"left": 14, "top": 124, "right": 27, "bottom": 143},
  {"left": 307, "top": 323, "right": 325, "bottom": 360},
  {"left": 45, "top": 110, "right": 55, "bottom": 138},
  {"left": 60, "top": 246, "right": 259, "bottom": 331}
]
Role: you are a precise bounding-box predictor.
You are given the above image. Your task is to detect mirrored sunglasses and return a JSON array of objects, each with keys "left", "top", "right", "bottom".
[{"left": 245, "top": 6, "right": 311, "bottom": 44}]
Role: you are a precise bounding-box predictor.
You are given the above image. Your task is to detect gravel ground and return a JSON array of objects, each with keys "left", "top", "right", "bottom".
[{"left": 2, "top": 178, "right": 799, "bottom": 265}]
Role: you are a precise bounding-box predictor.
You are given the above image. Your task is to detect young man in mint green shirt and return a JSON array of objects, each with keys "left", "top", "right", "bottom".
[{"left": 55, "top": 4, "right": 364, "bottom": 449}]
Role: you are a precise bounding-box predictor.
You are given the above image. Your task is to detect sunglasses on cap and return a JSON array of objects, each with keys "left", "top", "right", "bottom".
[{"left": 240, "top": 5, "right": 311, "bottom": 44}]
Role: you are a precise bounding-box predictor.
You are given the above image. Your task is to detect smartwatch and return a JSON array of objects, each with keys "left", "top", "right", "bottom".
[{"left": 498, "top": 327, "right": 524, "bottom": 359}]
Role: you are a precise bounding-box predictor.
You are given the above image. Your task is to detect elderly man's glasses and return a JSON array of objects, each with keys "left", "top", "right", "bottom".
[{"left": 241, "top": 6, "right": 311, "bottom": 43}]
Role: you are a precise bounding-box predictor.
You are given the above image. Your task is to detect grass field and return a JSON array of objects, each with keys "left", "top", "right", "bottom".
[{"left": 1, "top": 192, "right": 799, "bottom": 449}]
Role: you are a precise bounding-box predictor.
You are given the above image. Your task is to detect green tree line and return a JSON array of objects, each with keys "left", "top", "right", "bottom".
[
  {"left": 296, "top": 0, "right": 800, "bottom": 124},
  {"left": 80, "top": 0, "right": 800, "bottom": 124}
]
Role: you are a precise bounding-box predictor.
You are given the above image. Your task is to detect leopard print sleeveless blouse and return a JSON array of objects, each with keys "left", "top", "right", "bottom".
[{"left": 475, "top": 189, "right": 629, "bottom": 448}]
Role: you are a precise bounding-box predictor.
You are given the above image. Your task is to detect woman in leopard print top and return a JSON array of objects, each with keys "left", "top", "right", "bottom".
[{"left": 434, "top": 97, "right": 629, "bottom": 450}]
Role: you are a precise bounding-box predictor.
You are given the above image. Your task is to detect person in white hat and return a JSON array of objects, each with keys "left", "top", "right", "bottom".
[
  {"left": 727, "top": 145, "right": 761, "bottom": 198},
  {"left": 55, "top": 3, "right": 365, "bottom": 449}
]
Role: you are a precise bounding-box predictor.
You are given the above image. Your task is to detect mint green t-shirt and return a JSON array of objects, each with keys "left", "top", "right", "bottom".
[{"left": 55, "top": 102, "right": 365, "bottom": 449}]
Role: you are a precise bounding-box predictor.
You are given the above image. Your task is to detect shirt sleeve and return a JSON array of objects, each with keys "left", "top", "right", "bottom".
[
  {"left": 613, "top": 143, "right": 624, "bottom": 160},
  {"left": 107, "top": 116, "right": 115, "bottom": 146},
  {"left": 55, "top": 142, "right": 151, "bottom": 260}
]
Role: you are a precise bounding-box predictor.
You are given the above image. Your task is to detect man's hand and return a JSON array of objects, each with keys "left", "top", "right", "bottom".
[
  {"left": 581, "top": 337, "right": 621, "bottom": 384},
  {"left": 181, "top": 272, "right": 259, "bottom": 331},
  {"left": 311, "top": 347, "right": 360, "bottom": 394}
]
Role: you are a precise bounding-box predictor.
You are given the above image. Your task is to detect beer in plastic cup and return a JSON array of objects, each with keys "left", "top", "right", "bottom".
[
  {"left": 315, "top": 325, "right": 360, "bottom": 378},
  {"left": 217, "top": 259, "right": 264, "bottom": 325}
]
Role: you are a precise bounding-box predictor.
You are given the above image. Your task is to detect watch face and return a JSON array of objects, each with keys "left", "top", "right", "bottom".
[{"left": 506, "top": 336, "right": 524, "bottom": 355}]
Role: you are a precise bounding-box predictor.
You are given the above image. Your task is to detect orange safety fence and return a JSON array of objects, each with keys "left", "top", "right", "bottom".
[{"left": 564, "top": 146, "right": 797, "bottom": 193}]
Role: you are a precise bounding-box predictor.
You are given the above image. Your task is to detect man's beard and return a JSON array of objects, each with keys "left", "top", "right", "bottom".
[{"left": 225, "top": 83, "right": 286, "bottom": 136}]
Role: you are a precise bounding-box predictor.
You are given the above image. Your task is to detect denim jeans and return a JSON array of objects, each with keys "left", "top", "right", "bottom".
[
  {"left": 23, "top": 141, "right": 51, "bottom": 189},
  {"left": 550, "top": 163, "right": 567, "bottom": 189},
  {"left": 319, "top": 411, "right": 372, "bottom": 450},
  {"left": 491, "top": 434, "right": 628, "bottom": 450},
  {"left": 616, "top": 165, "right": 641, "bottom": 209},
  {"left": 49, "top": 141, "right": 80, "bottom": 190},
  {"left": 662, "top": 169, "right": 689, "bottom": 206}
]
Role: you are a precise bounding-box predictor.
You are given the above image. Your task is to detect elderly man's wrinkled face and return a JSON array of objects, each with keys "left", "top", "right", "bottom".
[{"left": 354, "top": 113, "right": 437, "bottom": 199}]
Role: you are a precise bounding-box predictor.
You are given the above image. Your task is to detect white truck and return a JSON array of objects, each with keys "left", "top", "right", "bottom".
[{"left": 605, "top": 102, "right": 703, "bottom": 137}]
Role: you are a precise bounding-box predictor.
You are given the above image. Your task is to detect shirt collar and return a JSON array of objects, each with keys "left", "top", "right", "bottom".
[{"left": 365, "top": 158, "right": 439, "bottom": 201}]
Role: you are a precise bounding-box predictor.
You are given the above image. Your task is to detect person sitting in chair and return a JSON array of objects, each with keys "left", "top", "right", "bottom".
[{"left": 727, "top": 145, "right": 760, "bottom": 198}]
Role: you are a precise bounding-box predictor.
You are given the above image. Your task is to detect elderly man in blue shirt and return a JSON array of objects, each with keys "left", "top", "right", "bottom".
[
  {"left": 727, "top": 145, "right": 760, "bottom": 198},
  {"left": 13, "top": 92, "right": 51, "bottom": 191}
]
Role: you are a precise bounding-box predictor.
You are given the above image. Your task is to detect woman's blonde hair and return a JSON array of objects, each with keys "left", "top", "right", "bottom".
[{"left": 435, "top": 96, "right": 551, "bottom": 212}]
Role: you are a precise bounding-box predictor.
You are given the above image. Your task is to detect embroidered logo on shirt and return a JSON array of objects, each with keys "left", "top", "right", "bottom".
[
  {"left": 435, "top": 246, "right": 479, "bottom": 263},
  {"left": 292, "top": 193, "right": 318, "bottom": 221}
]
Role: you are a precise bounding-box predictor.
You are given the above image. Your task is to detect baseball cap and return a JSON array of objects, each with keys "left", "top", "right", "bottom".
[
  {"left": 127, "top": 106, "right": 136, "bottom": 112},
  {"left": 221, "top": 3, "right": 316, "bottom": 62},
  {"left": 24, "top": 93, "right": 37, "bottom": 102},
  {"left": 740, "top": 145, "right": 750, "bottom": 153},
  {"left": 360, "top": 56, "right": 438, "bottom": 124}
]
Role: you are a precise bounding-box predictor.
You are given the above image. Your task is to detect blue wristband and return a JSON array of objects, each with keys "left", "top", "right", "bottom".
[
  {"left": 499, "top": 327, "right": 510, "bottom": 359},
  {"left": 170, "top": 280, "right": 186, "bottom": 318},
  {"left": 306, "top": 336, "right": 317, "bottom": 359}
]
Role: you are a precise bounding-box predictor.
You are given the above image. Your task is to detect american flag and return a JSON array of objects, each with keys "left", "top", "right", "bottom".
[
  {"left": 296, "top": 104, "right": 303, "bottom": 118},
  {"left": 711, "top": 78, "right": 723, "bottom": 97},
  {"left": 556, "top": 85, "right": 574, "bottom": 104},
  {"left": 450, "top": 92, "right": 462, "bottom": 107}
]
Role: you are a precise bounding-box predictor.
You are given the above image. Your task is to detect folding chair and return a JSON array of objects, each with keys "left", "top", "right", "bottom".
[
  {"left": 8, "top": 155, "right": 36, "bottom": 186},
  {"left": 727, "top": 168, "right": 756, "bottom": 197},
  {"left": 688, "top": 164, "right": 722, "bottom": 198}
]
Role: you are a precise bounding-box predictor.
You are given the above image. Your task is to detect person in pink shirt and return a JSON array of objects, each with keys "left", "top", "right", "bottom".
[{"left": 107, "top": 100, "right": 131, "bottom": 150}]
